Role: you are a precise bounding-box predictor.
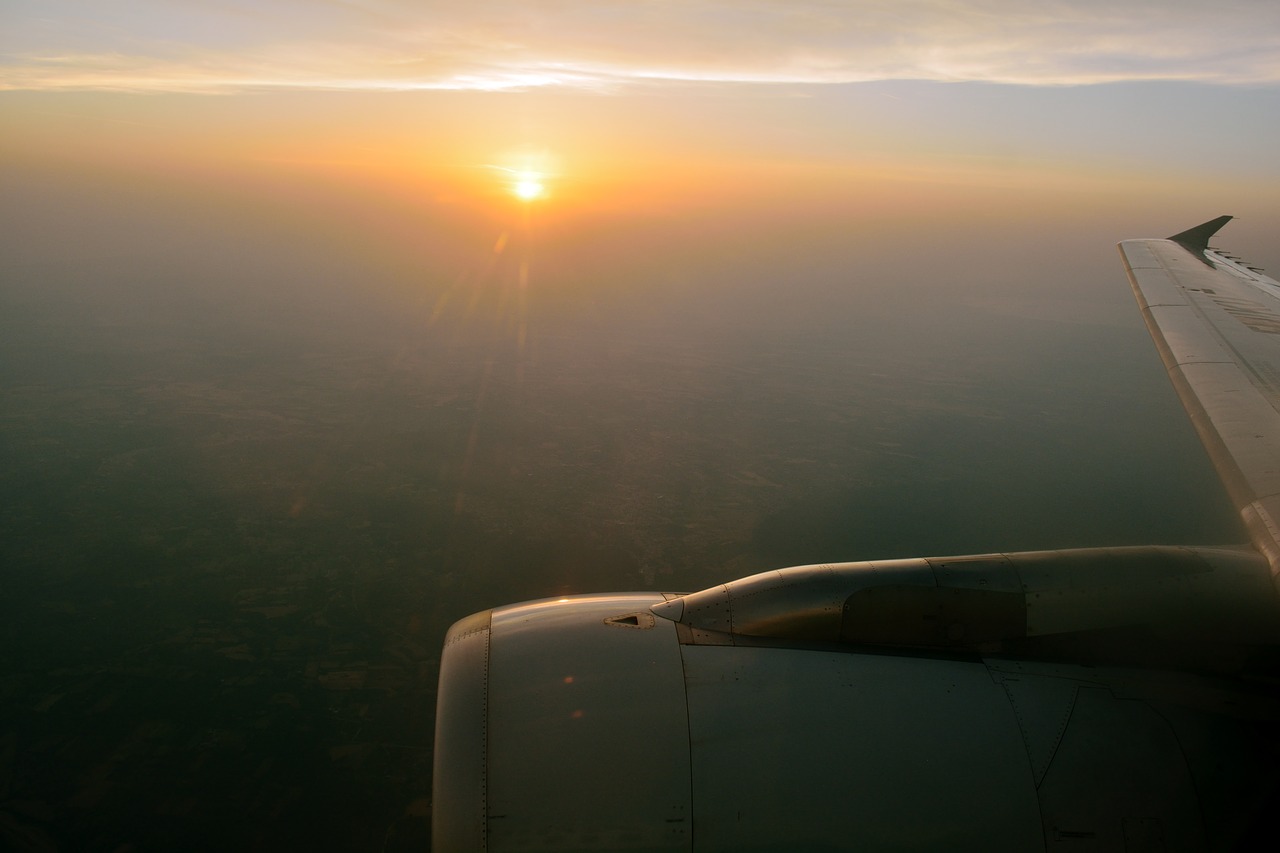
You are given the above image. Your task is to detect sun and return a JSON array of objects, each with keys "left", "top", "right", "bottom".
[
  {"left": 487, "top": 159, "right": 554, "bottom": 202},
  {"left": 513, "top": 173, "right": 544, "bottom": 201}
]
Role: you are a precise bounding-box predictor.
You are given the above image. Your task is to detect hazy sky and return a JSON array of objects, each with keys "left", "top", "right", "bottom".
[
  {"left": 3, "top": 2, "right": 1278, "bottom": 226},
  {"left": 4, "top": 1, "right": 1280, "bottom": 90},
  {"left": 3, "top": 2, "right": 1278, "bottom": 347}
]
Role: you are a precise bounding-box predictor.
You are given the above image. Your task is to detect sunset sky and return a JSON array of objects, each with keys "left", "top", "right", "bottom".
[
  {"left": 4, "top": 1, "right": 1278, "bottom": 236},
  {"left": 5, "top": 1, "right": 1279, "bottom": 89}
]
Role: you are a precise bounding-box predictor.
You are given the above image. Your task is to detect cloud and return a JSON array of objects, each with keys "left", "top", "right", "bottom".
[{"left": 2, "top": 1, "right": 1278, "bottom": 92}]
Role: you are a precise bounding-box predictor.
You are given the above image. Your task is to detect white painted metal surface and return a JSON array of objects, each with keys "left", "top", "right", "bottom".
[
  {"left": 1120, "top": 223, "right": 1280, "bottom": 581},
  {"left": 485, "top": 594, "right": 692, "bottom": 851},
  {"left": 680, "top": 644, "right": 1044, "bottom": 852}
]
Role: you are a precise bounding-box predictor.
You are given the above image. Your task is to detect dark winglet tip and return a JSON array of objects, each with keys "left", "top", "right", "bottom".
[{"left": 1168, "top": 215, "right": 1234, "bottom": 254}]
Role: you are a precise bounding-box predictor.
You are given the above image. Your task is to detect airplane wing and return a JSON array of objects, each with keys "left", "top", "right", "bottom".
[
  {"left": 1119, "top": 217, "right": 1280, "bottom": 581},
  {"left": 432, "top": 220, "right": 1280, "bottom": 852}
]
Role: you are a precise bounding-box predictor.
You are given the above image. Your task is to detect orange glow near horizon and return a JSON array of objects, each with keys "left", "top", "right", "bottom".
[{"left": 5, "top": 88, "right": 1277, "bottom": 278}]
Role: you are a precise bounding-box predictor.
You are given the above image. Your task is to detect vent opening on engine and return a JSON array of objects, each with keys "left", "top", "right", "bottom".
[{"left": 604, "top": 612, "right": 655, "bottom": 629}]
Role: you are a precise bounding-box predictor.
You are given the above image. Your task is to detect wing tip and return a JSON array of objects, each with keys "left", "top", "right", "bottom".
[{"left": 1168, "top": 215, "right": 1234, "bottom": 254}]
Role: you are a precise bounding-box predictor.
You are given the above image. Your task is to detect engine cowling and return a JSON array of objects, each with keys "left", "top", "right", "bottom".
[{"left": 433, "top": 548, "right": 1280, "bottom": 851}]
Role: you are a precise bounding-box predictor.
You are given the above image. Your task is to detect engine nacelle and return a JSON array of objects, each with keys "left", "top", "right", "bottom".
[{"left": 433, "top": 548, "right": 1280, "bottom": 851}]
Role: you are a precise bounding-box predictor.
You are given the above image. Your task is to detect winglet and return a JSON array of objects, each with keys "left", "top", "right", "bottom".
[{"left": 1168, "top": 215, "right": 1233, "bottom": 254}]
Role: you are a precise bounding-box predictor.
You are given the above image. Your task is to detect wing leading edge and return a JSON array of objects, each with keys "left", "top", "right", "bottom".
[{"left": 1119, "top": 218, "right": 1280, "bottom": 584}]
